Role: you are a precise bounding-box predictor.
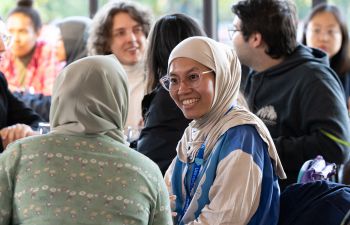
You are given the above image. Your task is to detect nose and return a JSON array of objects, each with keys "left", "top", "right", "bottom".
[
  {"left": 177, "top": 79, "right": 191, "bottom": 94},
  {"left": 11, "top": 32, "right": 20, "bottom": 43},
  {"left": 127, "top": 30, "right": 137, "bottom": 42},
  {"left": 318, "top": 32, "right": 329, "bottom": 42}
]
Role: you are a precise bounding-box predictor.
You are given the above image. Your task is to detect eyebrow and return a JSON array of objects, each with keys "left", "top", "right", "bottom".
[
  {"left": 113, "top": 24, "right": 142, "bottom": 32},
  {"left": 169, "top": 66, "right": 201, "bottom": 76},
  {"left": 310, "top": 22, "right": 339, "bottom": 28}
]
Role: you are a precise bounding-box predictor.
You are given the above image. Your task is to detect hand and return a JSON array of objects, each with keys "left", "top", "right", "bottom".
[
  {"left": 0, "top": 124, "right": 38, "bottom": 149},
  {"left": 169, "top": 194, "right": 177, "bottom": 217}
]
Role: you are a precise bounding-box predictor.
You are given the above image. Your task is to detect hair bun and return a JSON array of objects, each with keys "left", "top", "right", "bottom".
[{"left": 17, "top": 0, "right": 33, "bottom": 7}]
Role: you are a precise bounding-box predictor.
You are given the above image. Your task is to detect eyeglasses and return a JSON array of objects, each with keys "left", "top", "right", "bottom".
[
  {"left": 228, "top": 27, "right": 241, "bottom": 40},
  {"left": 160, "top": 70, "right": 214, "bottom": 92},
  {"left": 307, "top": 27, "right": 341, "bottom": 38},
  {"left": 0, "top": 33, "right": 13, "bottom": 48}
]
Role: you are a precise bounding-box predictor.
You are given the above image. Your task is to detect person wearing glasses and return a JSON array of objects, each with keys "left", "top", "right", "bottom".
[
  {"left": 302, "top": 4, "right": 350, "bottom": 186},
  {"left": 302, "top": 4, "right": 350, "bottom": 109},
  {"left": 0, "top": 17, "right": 41, "bottom": 152},
  {"left": 88, "top": 1, "right": 152, "bottom": 134},
  {"left": 164, "top": 36, "right": 286, "bottom": 225},
  {"left": 136, "top": 13, "right": 206, "bottom": 174},
  {"left": 231, "top": 0, "right": 350, "bottom": 190}
]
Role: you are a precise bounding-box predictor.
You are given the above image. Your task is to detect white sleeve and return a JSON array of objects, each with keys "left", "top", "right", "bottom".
[{"left": 186, "top": 150, "right": 262, "bottom": 225}]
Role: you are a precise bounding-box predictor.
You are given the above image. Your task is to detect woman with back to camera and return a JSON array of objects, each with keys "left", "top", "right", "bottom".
[
  {"left": 137, "top": 13, "right": 206, "bottom": 174},
  {"left": 164, "top": 36, "right": 286, "bottom": 225},
  {"left": 302, "top": 3, "right": 350, "bottom": 107},
  {"left": 0, "top": 55, "right": 172, "bottom": 224}
]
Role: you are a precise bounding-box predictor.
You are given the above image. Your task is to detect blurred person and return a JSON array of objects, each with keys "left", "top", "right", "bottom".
[
  {"left": 302, "top": 3, "right": 350, "bottom": 107},
  {"left": 164, "top": 36, "right": 285, "bottom": 225},
  {"left": 55, "top": 16, "right": 92, "bottom": 66},
  {"left": 0, "top": 55, "right": 172, "bottom": 225},
  {"left": 88, "top": 0, "right": 152, "bottom": 130},
  {"left": 302, "top": 4, "right": 350, "bottom": 185},
  {"left": 137, "top": 13, "right": 206, "bottom": 174},
  {"left": 0, "top": 0, "right": 63, "bottom": 96},
  {"left": 0, "top": 17, "right": 41, "bottom": 152},
  {"left": 231, "top": 0, "right": 350, "bottom": 189},
  {"left": 16, "top": 16, "right": 93, "bottom": 122}
]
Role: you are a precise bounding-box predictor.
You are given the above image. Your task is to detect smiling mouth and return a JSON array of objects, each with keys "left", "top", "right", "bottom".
[
  {"left": 182, "top": 98, "right": 199, "bottom": 106},
  {"left": 126, "top": 46, "right": 138, "bottom": 51}
]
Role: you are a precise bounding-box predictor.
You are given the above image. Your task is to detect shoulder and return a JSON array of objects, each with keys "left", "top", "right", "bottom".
[
  {"left": 221, "top": 125, "right": 264, "bottom": 149},
  {"left": 100, "top": 135, "right": 163, "bottom": 175},
  {"left": 212, "top": 125, "right": 269, "bottom": 173},
  {"left": 216, "top": 125, "right": 266, "bottom": 158}
]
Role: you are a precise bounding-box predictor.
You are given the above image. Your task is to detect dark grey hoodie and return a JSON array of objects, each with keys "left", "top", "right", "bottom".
[{"left": 243, "top": 44, "right": 350, "bottom": 189}]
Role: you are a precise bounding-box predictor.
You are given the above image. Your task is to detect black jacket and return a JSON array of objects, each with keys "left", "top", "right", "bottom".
[
  {"left": 340, "top": 71, "right": 350, "bottom": 102},
  {"left": 137, "top": 85, "right": 190, "bottom": 174},
  {"left": 13, "top": 92, "right": 51, "bottom": 122},
  {"left": 279, "top": 181, "right": 350, "bottom": 225},
  {"left": 243, "top": 45, "right": 350, "bottom": 189},
  {"left": 0, "top": 72, "right": 42, "bottom": 152}
]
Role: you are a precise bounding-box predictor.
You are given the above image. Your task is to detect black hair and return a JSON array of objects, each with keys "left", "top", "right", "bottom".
[
  {"left": 8, "top": 0, "right": 42, "bottom": 32},
  {"left": 232, "top": 0, "right": 298, "bottom": 59},
  {"left": 145, "top": 13, "right": 206, "bottom": 92},
  {"left": 302, "top": 3, "right": 350, "bottom": 76}
]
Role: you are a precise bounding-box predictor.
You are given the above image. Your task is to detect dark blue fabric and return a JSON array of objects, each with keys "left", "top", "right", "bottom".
[
  {"left": 278, "top": 181, "right": 350, "bottom": 225},
  {"left": 13, "top": 91, "right": 51, "bottom": 122}
]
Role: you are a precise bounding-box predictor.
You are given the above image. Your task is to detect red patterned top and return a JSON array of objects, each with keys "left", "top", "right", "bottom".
[{"left": 0, "top": 40, "right": 64, "bottom": 95}]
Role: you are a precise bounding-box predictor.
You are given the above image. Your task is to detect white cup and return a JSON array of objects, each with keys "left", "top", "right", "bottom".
[
  {"left": 38, "top": 122, "right": 50, "bottom": 134},
  {"left": 125, "top": 126, "right": 141, "bottom": 143}
]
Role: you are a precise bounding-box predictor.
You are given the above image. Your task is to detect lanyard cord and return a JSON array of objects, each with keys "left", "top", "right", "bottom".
[{"left": 179, "top": 143, "right": 205, "bottom": 222}]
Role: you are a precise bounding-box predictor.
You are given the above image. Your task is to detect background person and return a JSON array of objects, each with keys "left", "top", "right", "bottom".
[
  {"left": 137, "top": 13, "right": 206, "bottom": 174},
  {"left": 88, "top": 0, "right": 152, "bottom": 131},
  {"left": 54, "top": 16, "right": 92, "bottom": 66},
  {"left": 17, "top": 16, "right": 93, "bottom": 122},
  {"left": 0, "top": 0, "right": 63, "bottom": 95},
  {"left": 0, "top": 17, "right": 41, "bottom": 152},
  {"left": 302, "top": 3, "right": 350, "bottom": 108},
  {"left": 165, "top": 36, "right": 285, "bottom": 225},
  {"left": 231, "top": 0, "right": 350, "bottom": 189},
  {"left": 0, "top": 55, "right": 172, "bottom": 225}
]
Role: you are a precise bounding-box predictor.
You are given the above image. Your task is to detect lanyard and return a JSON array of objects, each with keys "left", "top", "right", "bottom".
[{"left": 179, "top": 143, "right": 205, "bottom": 222}]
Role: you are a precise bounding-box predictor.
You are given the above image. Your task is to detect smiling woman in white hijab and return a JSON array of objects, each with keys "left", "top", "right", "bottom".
[
  {"left": 164, "top": 37, "right": 286, "bottom": 225},
  {"left": 0, "top": 55, "right": 172, "bottom": 225}
]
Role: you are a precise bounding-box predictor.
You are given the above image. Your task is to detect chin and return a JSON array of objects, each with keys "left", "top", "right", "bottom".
[
  {"left": 127, "top": 57, "right": 142, "bottom": 65},
  {"left": 183, "top": 111, "right": 202, "bottom": 120}
]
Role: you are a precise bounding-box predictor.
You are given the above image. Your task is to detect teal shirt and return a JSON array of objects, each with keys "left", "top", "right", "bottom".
[{"left": 0, "top": 133, "right": 172, "bottom": 225}]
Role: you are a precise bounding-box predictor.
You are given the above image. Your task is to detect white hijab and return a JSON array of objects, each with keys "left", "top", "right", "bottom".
[
  {"left": 50, "top": 54, "right": 129, "bottom": 144},
  {"left": 168, "top": 37, "right": 285, "bottom": 178}
]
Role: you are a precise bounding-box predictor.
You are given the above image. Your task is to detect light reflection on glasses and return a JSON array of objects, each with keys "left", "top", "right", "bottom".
[
  {"left": 0, "top": 33, "right": 13, "bottom": 48},
  {"left": 160, "top": 70, "right": 213, "bottom": 92}
]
